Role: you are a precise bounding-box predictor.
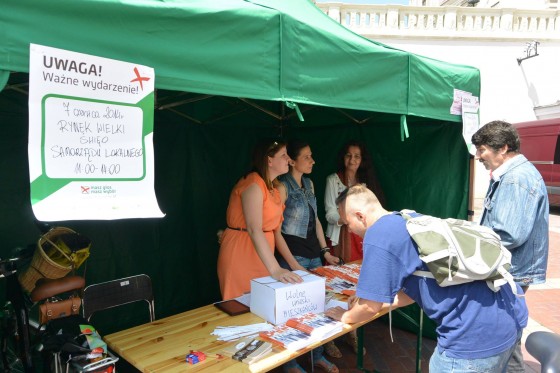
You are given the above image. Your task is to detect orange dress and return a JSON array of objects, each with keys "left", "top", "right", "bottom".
[{"left": 217, "top": 172, "right": 283, "bottom": 300}]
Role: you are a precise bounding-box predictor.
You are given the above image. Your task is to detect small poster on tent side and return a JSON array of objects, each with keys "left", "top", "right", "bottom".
[
  {"left": 461, "top": 95, "right": 480, "bottom": 156},
  {"left": 450, "top": 88, "right": 471, "bottom": 116},
  {"left": 28, "top": 44, "right": 164, "bottom": 220}
]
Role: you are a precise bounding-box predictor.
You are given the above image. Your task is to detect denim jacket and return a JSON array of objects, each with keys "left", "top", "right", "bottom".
[
  {"left": 480, "top": 155, "right": 549, "bottom": 286},
  {"left": 279, "top": 173, "right": 317, "bottom": 239}
]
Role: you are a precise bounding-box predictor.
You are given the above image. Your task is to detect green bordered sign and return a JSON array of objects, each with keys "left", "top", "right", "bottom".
[{"left": 28, "top": 44, "right": 163, "bottom": 220}]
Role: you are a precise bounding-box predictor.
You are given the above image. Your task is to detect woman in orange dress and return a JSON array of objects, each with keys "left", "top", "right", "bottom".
[{"left": 217, "top": 139, "right": 305, "bottom": 300}]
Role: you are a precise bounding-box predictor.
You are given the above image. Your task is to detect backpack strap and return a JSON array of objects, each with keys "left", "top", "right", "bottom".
[
  {"left": 412, "top": 270, "right": 434, "bottom": 279},
  {"left": 491, "top": 266, "right": 519, "bottom": 295},
  {"left": 398, "top": 209, "right": 416, "bottom": 221},
  {"left": 415, "top": 268, "right": 520, "bottom": 296}
]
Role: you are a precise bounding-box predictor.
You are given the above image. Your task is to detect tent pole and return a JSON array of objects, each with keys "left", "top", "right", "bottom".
[{"left": 468, "top": 156, "right": 475, "bottom": 221}]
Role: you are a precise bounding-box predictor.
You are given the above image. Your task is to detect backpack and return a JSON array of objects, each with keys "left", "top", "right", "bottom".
[{"left": 399, "top": 210, "right": 517, "bottom": 294}]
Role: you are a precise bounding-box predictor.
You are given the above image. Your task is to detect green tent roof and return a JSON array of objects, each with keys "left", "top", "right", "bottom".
[
  {"left": 0, "top": 0, "right": 478, "bottom": 332},
  {"left": 1, "top": 0, "right": 479, "bottom": 122}
]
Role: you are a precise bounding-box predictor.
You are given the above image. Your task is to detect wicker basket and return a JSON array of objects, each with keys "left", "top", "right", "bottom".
[{"left": 18, "top": 227, "right": 76, "bottom": 293}]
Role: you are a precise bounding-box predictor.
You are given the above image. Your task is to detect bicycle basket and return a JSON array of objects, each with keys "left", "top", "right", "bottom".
[{"left": 18, "top": 227, "right": 91, "bottom": 293}]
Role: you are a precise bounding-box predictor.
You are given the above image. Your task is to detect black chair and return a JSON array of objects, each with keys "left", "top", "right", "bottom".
[
  {"left": 82, "top": 274, "right": 155, "bottom": 323},
  {"left": 525, "top": 331, "right": 560, "bottom": 373}
]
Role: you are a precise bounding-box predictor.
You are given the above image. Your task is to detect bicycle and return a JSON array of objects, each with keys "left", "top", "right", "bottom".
[{"left": 0, "top": 247, "right": 35, "bottom": 373}]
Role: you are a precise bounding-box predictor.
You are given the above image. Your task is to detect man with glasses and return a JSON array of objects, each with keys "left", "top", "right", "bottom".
[{"left": 472, "top": 120, "right": 549, "bottom": 373}]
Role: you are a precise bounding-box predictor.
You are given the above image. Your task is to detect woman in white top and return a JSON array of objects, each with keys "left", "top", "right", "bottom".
[{"left": 325, "top": 140, "right": 385, "bottom": 263}]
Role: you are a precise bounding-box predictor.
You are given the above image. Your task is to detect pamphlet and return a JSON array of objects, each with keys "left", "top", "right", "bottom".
[
  {"left": 260, "top": 324, "right": 317, "bottom": 351},
  {"left": 285, "top": 313, "right": 343, "bottom": 339},
  {"left": 312, "top": 264, "right": 360, "bottom": 294},
  {"left": 259, "top": 312, "right": 343, "bottom": 351}
]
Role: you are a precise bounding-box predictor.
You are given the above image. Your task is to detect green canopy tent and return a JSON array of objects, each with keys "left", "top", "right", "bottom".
[{"left": 0, "top": 0, "right": 480, "bottom": 332}]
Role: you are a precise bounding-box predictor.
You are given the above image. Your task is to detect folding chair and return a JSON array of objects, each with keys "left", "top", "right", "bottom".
[{"left": 82, "top": 274, "right": 155, "bottom": 323}]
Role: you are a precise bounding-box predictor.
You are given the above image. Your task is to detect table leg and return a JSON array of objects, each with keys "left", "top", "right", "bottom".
[
  {"left": 394, "top": 308, "right": 424, "bottom": 373},
  {"left": 356, "top": 326, "right": 381, "bottom": 373}
]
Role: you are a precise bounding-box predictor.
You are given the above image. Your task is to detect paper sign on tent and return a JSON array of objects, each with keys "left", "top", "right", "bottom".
[{"left": 28, "top": 44, "right": 164, "bottom": 220}]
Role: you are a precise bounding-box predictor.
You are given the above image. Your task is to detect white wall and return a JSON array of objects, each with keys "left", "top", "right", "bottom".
[
  {"left": 361, "top": 37, "right": 560, "bottom": 197},
  {"left": 317, "top": 3, "right": 560, "bottom": 198},
  {"left": 371, "top": 38, "right": 560, "bottom": 124}
]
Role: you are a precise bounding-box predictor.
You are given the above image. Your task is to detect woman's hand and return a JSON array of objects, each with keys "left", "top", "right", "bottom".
[
  {"left": 324, "top": 252, "right": 341, "bottom": 266},
  {"left": 271, "top": 268, "right": 303, "bottom": 284}
]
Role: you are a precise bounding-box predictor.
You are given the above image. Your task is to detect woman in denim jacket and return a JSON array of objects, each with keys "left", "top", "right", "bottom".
[
  {"left": 277, "top": 140, "right": 341, "bottom": 373},
  {"left": 472, "top": 120, "right": 549, "bottom": 373}
]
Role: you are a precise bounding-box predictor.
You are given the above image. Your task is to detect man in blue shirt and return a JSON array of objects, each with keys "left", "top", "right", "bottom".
[
  {"left": 472, "top": 120, "right": 549, "bottom": 372},
  {"left": 325, "top": 185, "right": 528, "bottom": 373}
]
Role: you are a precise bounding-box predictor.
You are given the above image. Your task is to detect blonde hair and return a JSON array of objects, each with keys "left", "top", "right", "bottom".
[{"left": 336, "top": 184, "right": 379, "bottom": 214}]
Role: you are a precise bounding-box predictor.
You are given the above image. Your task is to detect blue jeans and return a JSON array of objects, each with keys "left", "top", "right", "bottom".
[
  {"left": 429, "top": 332, "right": 520, "bottom": 373},
  {"left": 278, "top": 255, "right": 322, "bottom": 271}
]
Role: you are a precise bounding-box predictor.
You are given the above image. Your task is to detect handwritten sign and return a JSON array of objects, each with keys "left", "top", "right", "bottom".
[
  {"left": 250, "top": 271, "right": 325, "bottom": 325},
  {"left": 28, "top": 44, "right": 163, "bottom": 220},
  {"left": 43, "top": 97, "right": 143, "bottom": 178},
  {"left": 282, "top": 288, "right": 320, "bottom": 319}
]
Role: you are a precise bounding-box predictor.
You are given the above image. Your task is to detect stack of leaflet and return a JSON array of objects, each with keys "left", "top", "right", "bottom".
[
  {"left": 312, "top": 263, "right": 360, "bottom": 294},
  {"left": 259, "top": 312, "right": 343, "bottom": 351},
  {"left": 286, "top": 313, "right": 343, "bottom": 339}
]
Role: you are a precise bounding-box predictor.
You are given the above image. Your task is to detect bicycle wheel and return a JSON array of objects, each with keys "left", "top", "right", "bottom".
[{"left": 0, "top": 302, "right": 25, "bottom": 373}]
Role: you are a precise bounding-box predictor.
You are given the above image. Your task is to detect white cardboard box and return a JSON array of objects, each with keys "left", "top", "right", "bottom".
[{"left": 250, "top": 270, "right": 325, "bottom": 325}]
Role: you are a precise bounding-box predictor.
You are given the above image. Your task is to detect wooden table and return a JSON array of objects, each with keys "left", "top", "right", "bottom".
[{"left": 104, "top": 302, "right": 391, "bottom": 372}]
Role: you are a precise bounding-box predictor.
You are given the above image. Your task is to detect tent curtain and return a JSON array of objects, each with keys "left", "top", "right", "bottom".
[{"left": 0, "top": 70, "right": 8, "bottom": 91}]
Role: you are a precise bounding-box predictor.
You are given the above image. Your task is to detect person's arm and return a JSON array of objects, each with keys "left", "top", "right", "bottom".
[
  {"left": 274, "top": 230, "right": 306, "bottom": 271},
  {"left": 241, "top": 183, "right": 302, "bottom": 284},
  {"left": 487, "top": 180, "right": 542, "bottom": 250},
  {"left": 316, "top": 216, "right": 340, "bottom": 265},
  {"left": 325, "top": 290, "right": 414, "bottom": 324},
  {"left": 310, "top": 180, "right": 341, "bottom": 265},
  {"left": 324, "top": 175, "right": 341, "bottom": 226}
]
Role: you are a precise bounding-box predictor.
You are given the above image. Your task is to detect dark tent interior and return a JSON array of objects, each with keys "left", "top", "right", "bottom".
[{"left": 0, "top": 0, "right": 478, "bottom": 337}]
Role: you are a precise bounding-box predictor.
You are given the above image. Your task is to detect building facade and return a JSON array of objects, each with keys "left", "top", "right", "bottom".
[{"left": 317, "top": 1, "right": 560, "bottom": 196}]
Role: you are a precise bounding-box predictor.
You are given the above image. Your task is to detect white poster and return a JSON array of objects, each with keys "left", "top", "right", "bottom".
[
  {"left": 461, "top": 95, "right": 480, "bottom": 156},
  {"left": 450, "top": 88, "right": 471, "bottom": 116},
  {"left": 28, "top": 44, "right": 164, "bottom": 220}
]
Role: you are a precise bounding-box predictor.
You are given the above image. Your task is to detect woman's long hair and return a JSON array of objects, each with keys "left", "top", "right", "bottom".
[
  {"left": 247, "top": 138, "right": 287, "bottom": 190},
  {"left": 336, "top": 140, "right": 386, "bottom": 205}
]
